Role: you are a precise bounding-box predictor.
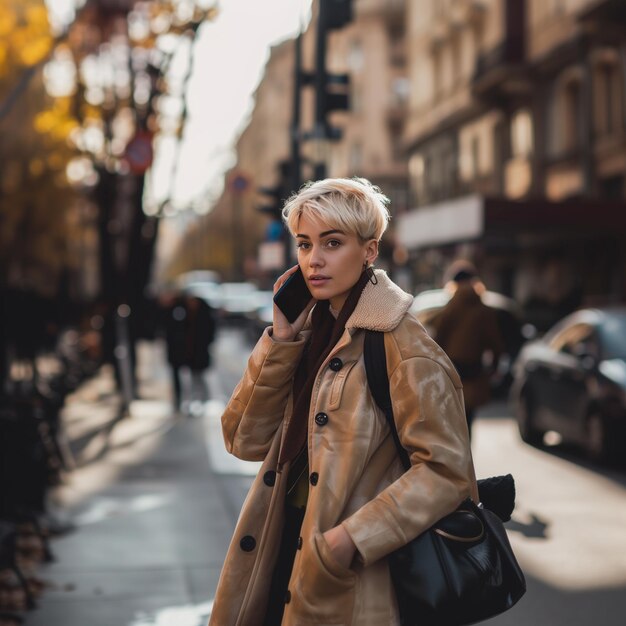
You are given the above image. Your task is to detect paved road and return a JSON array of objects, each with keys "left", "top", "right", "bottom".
[{"left": 27, "top": 325, "right": 626, "bottom": 625}]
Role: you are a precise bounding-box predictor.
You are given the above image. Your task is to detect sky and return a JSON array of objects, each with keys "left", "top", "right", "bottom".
[
  {"left": 152, "top": 0, "right": 311, "bottom": 213},
  {"left": 45, "top": 0, "right": 312, "bottom": 213}
]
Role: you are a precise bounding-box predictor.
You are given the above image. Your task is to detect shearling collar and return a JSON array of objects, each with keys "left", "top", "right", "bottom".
[{"left": 345, "top": 269, "right": 414, "bottom": 332}]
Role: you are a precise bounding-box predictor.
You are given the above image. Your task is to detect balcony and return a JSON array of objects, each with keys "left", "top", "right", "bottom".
[
  {"left": 472, "top": 0, "right": 530, "bottom": 100},
  {"left": 578, "top": 0, "right": 626, "bottom": 26}
]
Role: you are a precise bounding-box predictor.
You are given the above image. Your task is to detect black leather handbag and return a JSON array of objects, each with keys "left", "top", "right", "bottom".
[{"left": 364, "top": 331, "right": 526, "bottom": 626}]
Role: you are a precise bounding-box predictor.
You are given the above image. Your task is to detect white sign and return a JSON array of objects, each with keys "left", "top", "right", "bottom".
[
  {"left": 397, "top": 195, "right": 485, "bottom": 249},
  {"left": 258, "top": 242, "right": 285, "bottom": 270}
]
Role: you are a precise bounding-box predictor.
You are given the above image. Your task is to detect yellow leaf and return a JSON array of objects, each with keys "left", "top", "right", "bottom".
[
  {"left": 0, "top": 8, "right": 17, "bottom": 37},
  {"left": 20, "top": 35, "right": 52, "bottom": 65},
  {"left": 25, "top": 5, "right": 50, "bottom": 31},
  {"left": 34, "top": 110, "right": 55, "bottom": 133}
]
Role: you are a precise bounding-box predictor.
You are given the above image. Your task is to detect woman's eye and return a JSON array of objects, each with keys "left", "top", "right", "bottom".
[
  {"left": 325, "top": 239, "right": 341, "bottom": 248},
  {"left": 296, "top": 241, "right": 310, "bottom": 250}
]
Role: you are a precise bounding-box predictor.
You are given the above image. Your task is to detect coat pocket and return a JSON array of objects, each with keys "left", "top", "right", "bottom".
[
  {"left": 315, "top": 532, "right": 357, "bottom": 581},
  {"left": 286, "top": 531, "right": 356, "bottom": 624}
]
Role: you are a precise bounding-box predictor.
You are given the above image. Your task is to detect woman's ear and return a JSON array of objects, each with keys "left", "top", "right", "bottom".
[{"left": 365, "top": 239, "right": 379, "bottom": 266}]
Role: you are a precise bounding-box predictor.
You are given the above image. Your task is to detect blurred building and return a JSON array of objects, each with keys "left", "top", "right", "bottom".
[
  {"left": 194, "top": 38, "right": 297, "bottom": 281},
  {"left": 399, "top": 0, "right": 626, "bottom": 328}
]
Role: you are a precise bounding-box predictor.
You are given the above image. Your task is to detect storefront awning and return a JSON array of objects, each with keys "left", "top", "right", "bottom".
[{"left": 397, "top": 195, "right": 626, "bottom": 250}]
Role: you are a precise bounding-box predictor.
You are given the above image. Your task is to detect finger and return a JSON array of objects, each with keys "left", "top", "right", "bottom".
[{"left": 273, "top": 265, "right": 300, "bottom": 294}]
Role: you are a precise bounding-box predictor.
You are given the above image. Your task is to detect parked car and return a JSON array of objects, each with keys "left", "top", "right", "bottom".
[
  {"left": 511, "top": 307, "right": 626, "bottom": 463},
  {"left": 410, "top": 288, "right": 528, "bottom": 394},
  {"left": 218, "top": 282, "right": 261, "bottom": 321},
  {"left": 245, "top": 290, "right": 275, "bottom": 340},
  {"left": 174, "top": 270, "right": 221, "bottom": 290}
]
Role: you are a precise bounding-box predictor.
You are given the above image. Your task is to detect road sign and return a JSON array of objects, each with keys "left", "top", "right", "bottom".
[
  {"left": 125, "top": 130, "right": 154, "bottom": 174},
  {"left": 229, "top": 172, "right": 250, "bottom": 193}
]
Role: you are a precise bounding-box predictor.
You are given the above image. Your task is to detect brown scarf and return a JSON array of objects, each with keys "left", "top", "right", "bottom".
[{"left": 278, "top": 270, "right": 370, "bottom": 468}]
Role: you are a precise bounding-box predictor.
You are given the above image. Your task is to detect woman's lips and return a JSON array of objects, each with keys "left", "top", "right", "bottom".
[{"left": 309, "top": 276, "right": 330, "bottom": 287}]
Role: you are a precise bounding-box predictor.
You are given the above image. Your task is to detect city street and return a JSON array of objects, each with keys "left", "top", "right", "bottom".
[{"left": 26, "top": 326, "right": 626, "bottom": 626}]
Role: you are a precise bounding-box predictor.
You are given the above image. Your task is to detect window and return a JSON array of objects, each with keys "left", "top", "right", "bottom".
[
  {"left": 563, "top": 80, "right": 581, "bottom": 152},
  {"left": 391, "top": 77, "right": 410, "bottom": 106},
  {"left": 548, "top": 72, "right": 582, "bottom": 157},
  {"left": 409, "top": 153, "right": 425, "bottom": 204},
  {"left": 511, "top": 109, "right": 533, "bottom": 158},
  {"left": 548, "top": 323, "right": 596, "bottom": 357},
  {"left": 599, "top": 314, "right": 626, "bottom": 360},
  {"left": 390, "top": 124, "right": 404, "bottom": 162},
  {"left": 451, "top": 34, "right": 461, "bottom": 82},
  {"left": 348, "top": 40, "right": 364, "bottom": 73},
  {"left": 389, "top": 29, "right": 405, "bottom": 67},
  {"left": 471, "top": 136, "right": 480, "bottom": 178},
  {"left": 595, "top": 62, "right": 622, "bottom": 136},
  {"left": 349, "top": 142, "right": 363, "bottom": 171},
  {"left": 432, "top": 48, "right": 442, "bottom": 99},
  {"left": 350, "top": 82, "right": 363, "bottom": 113}
]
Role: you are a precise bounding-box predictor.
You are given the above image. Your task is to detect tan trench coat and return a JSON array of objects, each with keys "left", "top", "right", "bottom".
[{"left": 209, "top": 271, "right": 478, "bottom": 626}]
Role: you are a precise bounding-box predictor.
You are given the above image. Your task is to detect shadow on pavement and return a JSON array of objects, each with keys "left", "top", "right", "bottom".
[{"left": 506, "top": 512, "right": 550, "bottom": 540}]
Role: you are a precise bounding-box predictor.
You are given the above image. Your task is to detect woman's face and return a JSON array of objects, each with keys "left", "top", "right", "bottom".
[{"left": 295, "top": 213, "right": 378, "bottom": 312}]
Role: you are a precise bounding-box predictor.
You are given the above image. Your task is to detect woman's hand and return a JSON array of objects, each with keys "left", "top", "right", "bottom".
[
  {"left": 272, "top": 266, "right": 316, "bottom": 342},
  {"left": 322, "top": 525, "right": 356, "bottom": 570}
]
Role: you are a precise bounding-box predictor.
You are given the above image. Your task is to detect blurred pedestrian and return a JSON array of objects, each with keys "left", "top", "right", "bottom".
[
  {"left": 159, "top": 290, "right": 217, "bottom": 416},
  {"left": 184, "top": 294, "right": 217, "bottom": 409},
  {"left": 209, "top": 178, "right": 478, "bottom": 626},
  {"left": 433, "top": 260, "right": 504, "bottom": 438}
]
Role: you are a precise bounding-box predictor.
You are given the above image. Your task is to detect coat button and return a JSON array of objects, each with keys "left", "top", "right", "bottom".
[
  {"left": 329, "top": 358, "right": 343, "bottom": 371},
  {"left": 309, "top": 472, "right": 319, "bottom": 486},
  {"left": 297, "top": 536, "right": 303, "bottom": 550},
  {"left": 263, "top": 470, "right": 276, "bottom": 486},
  {"left": 314, "top": 412, "right": 328, "bottom": 426},
  {"left": 239, "top": 535, "right": 256, "bottom": 552},
  {"left": 284, "top": 590, "right": 291, "bottom": 604}
]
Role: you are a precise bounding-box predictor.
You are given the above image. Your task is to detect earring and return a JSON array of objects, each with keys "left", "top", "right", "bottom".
[{"left": 365, "top": 263, "right": 377, "bottom": 285}]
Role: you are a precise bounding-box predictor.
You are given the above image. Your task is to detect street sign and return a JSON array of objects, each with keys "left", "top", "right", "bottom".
[
  {"left": 258, "top": 241, "right": 285, "bottom": 270},
  {"left": 124, "top": 130, "right": 154, "bottom": 174},
  {"left": 229, "top": 171, "right": 250, "bottom": 193}
]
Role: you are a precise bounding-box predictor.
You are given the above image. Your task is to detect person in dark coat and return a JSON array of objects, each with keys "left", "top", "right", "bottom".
[
  {"left": 160, "top": 291, "right": 217, "bottom": 415},
  {"left": 433, "top": 261, "right": 504, "bottom": 438},
  {"left": 185, "top": 294, "right": 217, "bottom": 408}
]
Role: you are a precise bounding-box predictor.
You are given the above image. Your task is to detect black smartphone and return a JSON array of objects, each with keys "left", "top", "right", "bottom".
[{"left": 273, "top": 267, "right": 313, "bottom": 323}]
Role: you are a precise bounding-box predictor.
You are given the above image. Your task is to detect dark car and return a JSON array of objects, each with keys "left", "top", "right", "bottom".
[
  {"left": 511, "top": 307, "right": 626, "bottom": 462},
  {"left": 410, "top": 289, "right": 529, "bottom": 394}
]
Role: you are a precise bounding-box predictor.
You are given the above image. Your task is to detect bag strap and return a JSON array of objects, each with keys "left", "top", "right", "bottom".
[{"left": 364, "top": 330, "right": 411, "bottom": 471}]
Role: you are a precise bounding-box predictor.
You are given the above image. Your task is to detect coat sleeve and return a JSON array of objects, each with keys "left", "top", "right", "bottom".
[
  {"left": 221, "top": 327, "right": 307, "bottom": 461},
  {"left": 341, "top": 354, "right": 477, "bottom": 567}
]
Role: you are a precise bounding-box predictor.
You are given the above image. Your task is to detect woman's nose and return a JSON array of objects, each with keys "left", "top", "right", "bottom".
[{"left": 309, "top": 247, "right": 323, "bottom": 267}]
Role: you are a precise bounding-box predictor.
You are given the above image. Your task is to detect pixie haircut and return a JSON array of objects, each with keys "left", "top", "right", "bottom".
[{"left": 282, "top": 177, "right": 391, "bottom": 242}]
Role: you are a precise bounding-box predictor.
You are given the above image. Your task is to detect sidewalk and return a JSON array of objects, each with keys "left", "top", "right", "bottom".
[{"left": 25, "top": 341, "right": 240, "bottom": 626}]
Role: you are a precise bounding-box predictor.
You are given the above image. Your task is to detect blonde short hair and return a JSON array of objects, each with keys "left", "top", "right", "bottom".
[{"left": 282, "top": 177, "right": 390, "bottom": 242}]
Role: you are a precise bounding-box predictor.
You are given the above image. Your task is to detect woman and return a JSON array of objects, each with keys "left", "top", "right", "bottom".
[{"left": 209, "top": 178, "right": 478, "bottom": 626}]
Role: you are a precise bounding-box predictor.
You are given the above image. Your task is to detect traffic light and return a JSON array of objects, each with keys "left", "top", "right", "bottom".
[
  {"left": 319, "top": 72, "right": 350, "bottom": 140},
  {"left": 257, "top": 160, "right": 293, "bottom": 222},
  {"left": 257, "top": 185, "right": 283, "bottom": 221},
  {"left": 313, "top": 0, "right": 353, "bottom": 143},
  {"left": 321, "top": 0, "right": 353, "bottom": 30}
]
